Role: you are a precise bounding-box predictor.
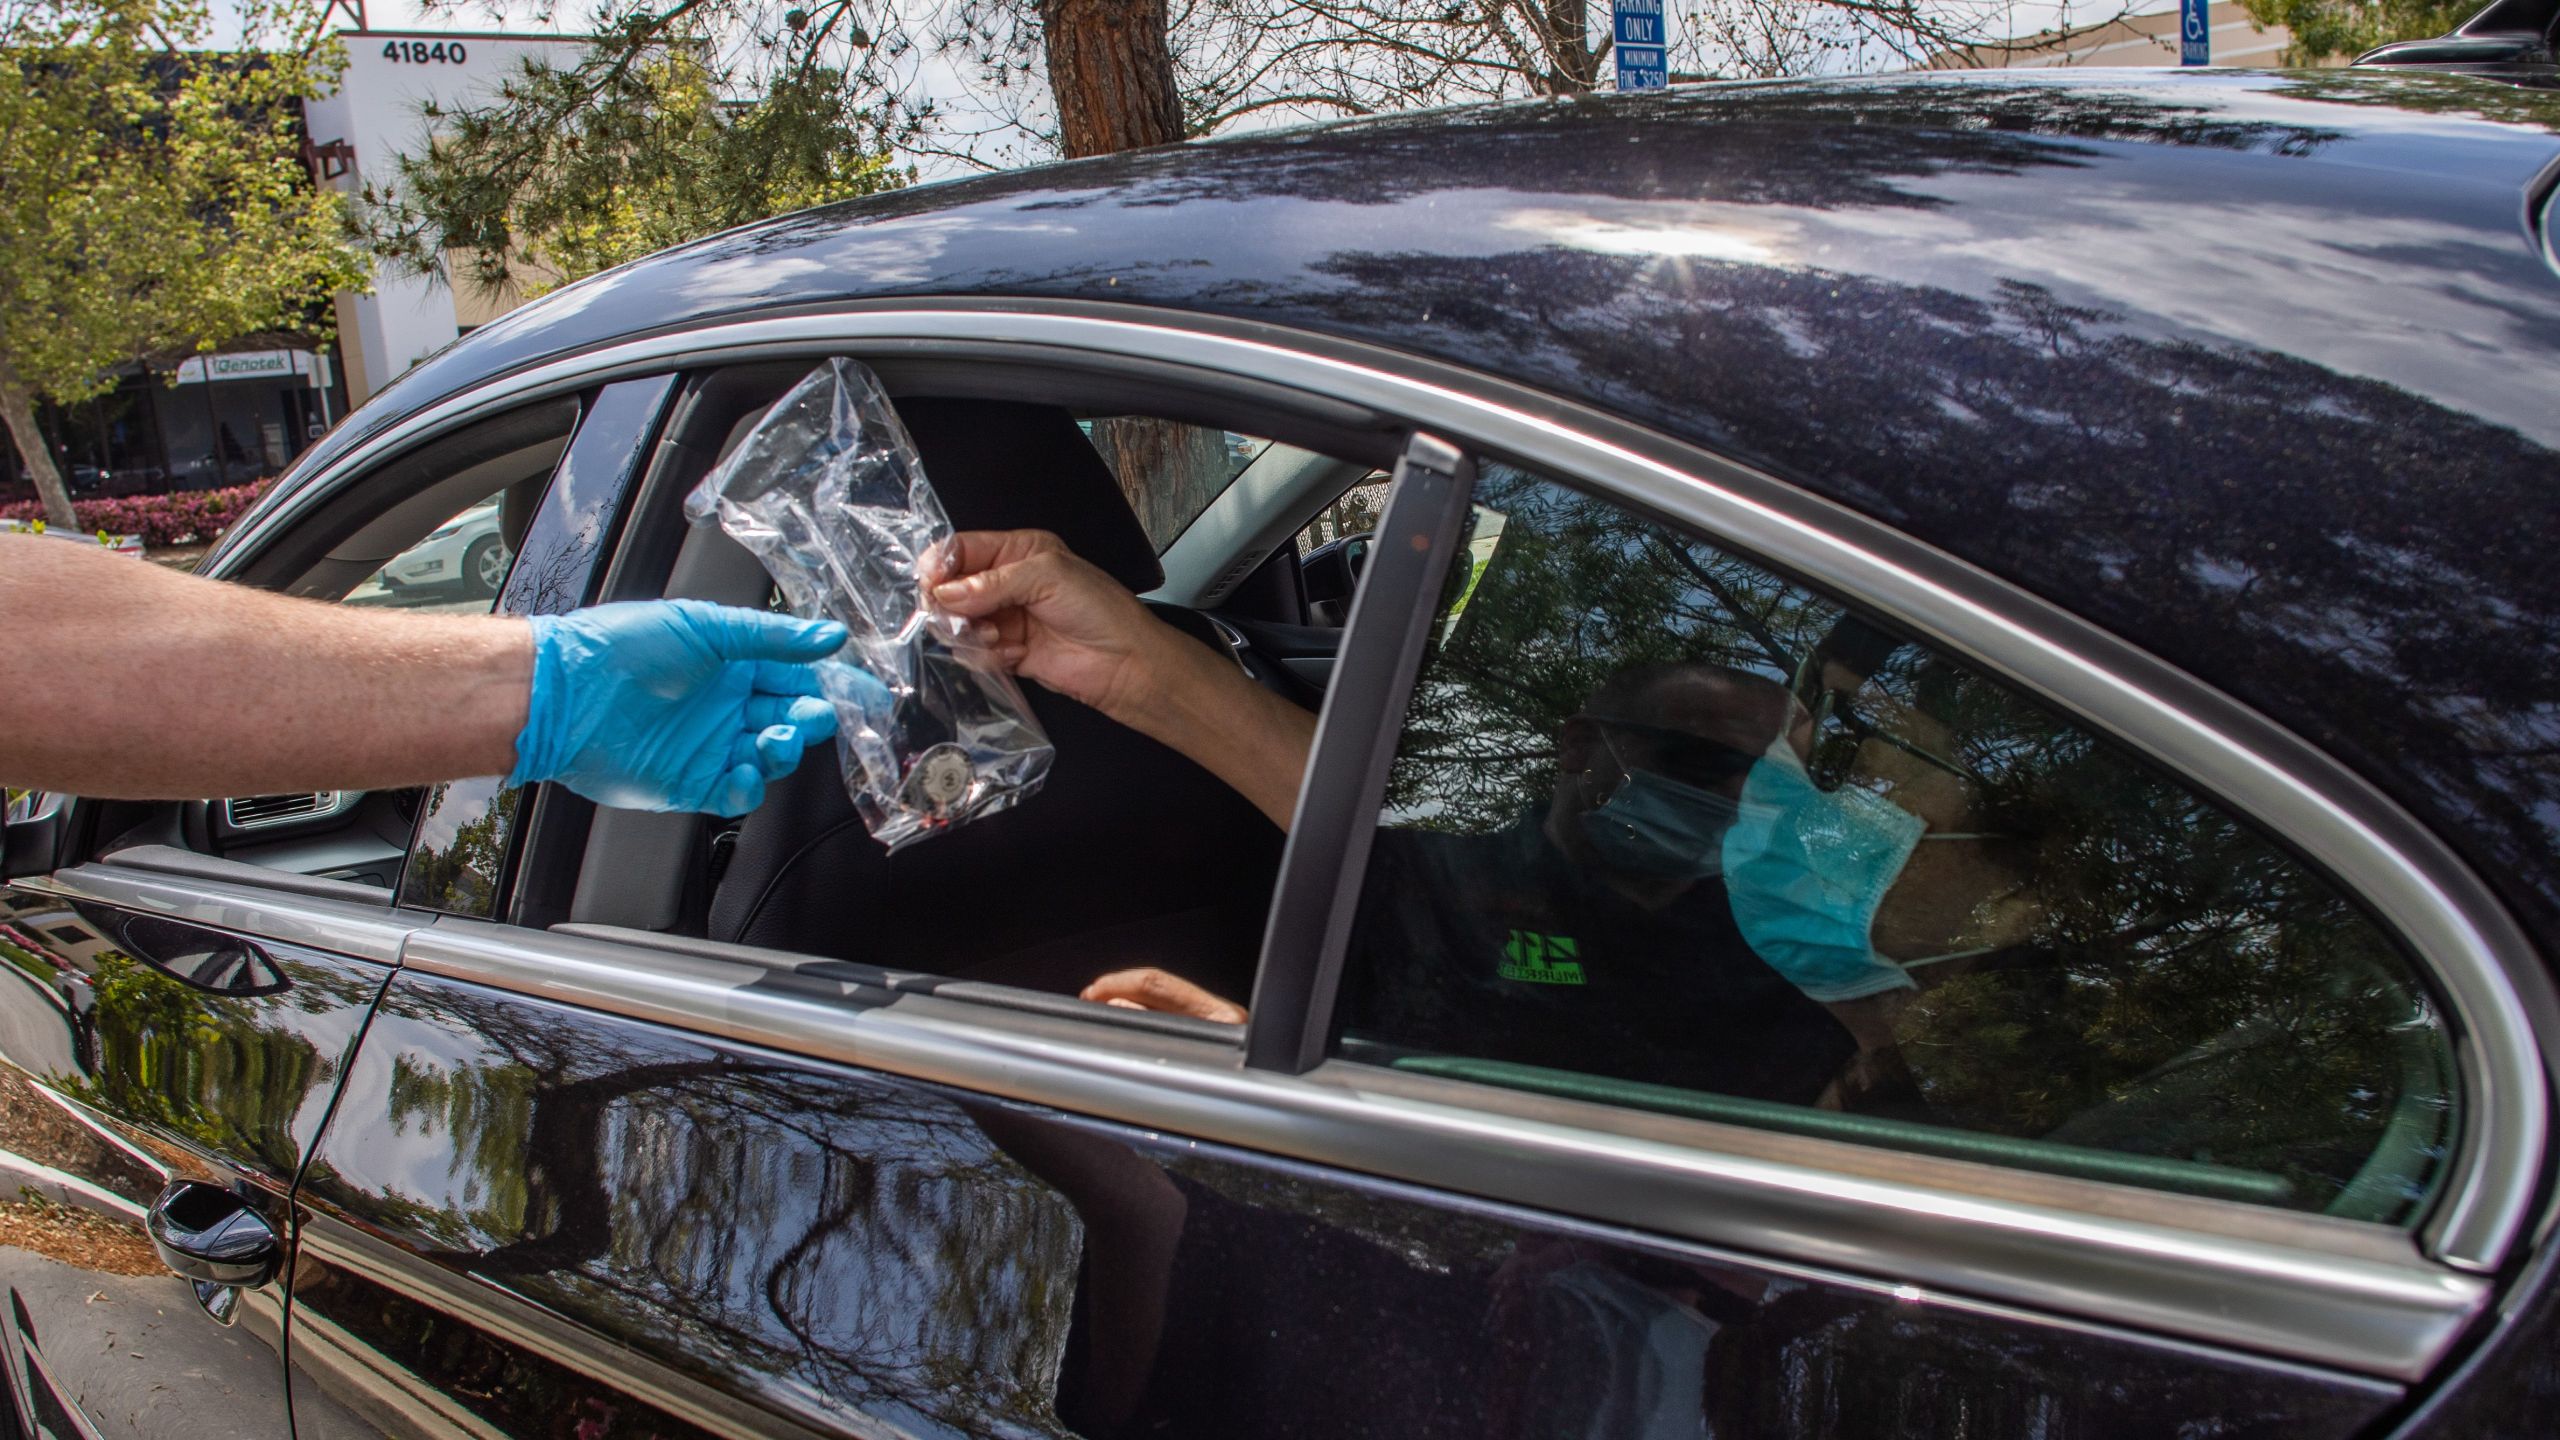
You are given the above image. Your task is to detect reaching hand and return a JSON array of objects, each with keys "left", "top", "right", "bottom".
[
  {"left": 510, "top": 600, "right": 849, "bottom": 816},
  {"left": 1080, "top": 968, "right": 1250, "bottom": 1025},
  {"left": 928, "top": 530, "right": 1168, "bottom": 722}
]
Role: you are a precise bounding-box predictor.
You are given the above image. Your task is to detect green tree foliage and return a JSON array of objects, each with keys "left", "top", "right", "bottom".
[
  {"left": 0, "top": 0, "right": 363, "bottom": 527},
  {"left": 1388, "top": 464, "right": 2451, "bottom": 1215},
  {"left": 338, "top": 982, "right": 1084, "bottom": 1433},
  {"left": 2240, "top": 0, "right": 2475, "bottom": 61},
  {"left": 363, "top": 42, "right": 907, "bottom": 297},
  {"left": 398, "top": 780, "right": 516, "bottom": 915}
]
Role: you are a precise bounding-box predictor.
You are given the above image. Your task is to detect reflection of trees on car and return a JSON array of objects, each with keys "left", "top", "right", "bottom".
[
  {"left": 1254, "top": 235, "right": 2558, "bottom": 949},
  {"left": 315, "top": 979, "right": 1087, "bottom": 1436},
  {"left": 399, "top": 783, "right": 516, "bottom": 913},
  {"left": 59, "top": 950, "right": 378, "bottom": 1178},
  {"left": 1388, "top": 463, "right": 2442, "bottom": 1215}
]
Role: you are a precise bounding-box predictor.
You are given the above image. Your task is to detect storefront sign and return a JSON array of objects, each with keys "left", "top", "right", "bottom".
[{"left": 173, "top": 350, "right": 317, "bottom": 385}]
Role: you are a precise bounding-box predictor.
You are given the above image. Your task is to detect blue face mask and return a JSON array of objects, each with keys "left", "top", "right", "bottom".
[
  {"left": 1579, "top": 737, "right": 1744, "bottom": 884},
  {"left": 1721, "top": 739, "right": 1936, "bottom": 1003}
]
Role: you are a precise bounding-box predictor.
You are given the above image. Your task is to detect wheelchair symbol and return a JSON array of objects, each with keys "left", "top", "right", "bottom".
[{"left": 2185, "top": 6, "right": 2206, "bottom": 39}]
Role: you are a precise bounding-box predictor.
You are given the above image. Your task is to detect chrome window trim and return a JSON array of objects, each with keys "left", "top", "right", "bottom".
[
  {"left": 404, "top": 915, "right": 2483, "bottom": 1381},
  {"left": 214, "top": 303, "right": 2545, "bottom": 1270},
  {"left": 26, "top": 859, "right": 428, "bottom": 966}
]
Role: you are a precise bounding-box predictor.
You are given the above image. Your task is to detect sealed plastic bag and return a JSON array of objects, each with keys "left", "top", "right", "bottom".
[{"left": 685, "top": 358, "right": 1052, "bottom": 850}]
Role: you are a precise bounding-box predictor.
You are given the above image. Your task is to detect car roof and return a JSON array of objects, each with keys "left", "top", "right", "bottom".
[{"left": 310, "top": 67, "right": 2560, "bottom": 952}]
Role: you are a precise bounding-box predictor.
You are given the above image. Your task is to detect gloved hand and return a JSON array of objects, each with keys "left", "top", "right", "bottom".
[{"left": 508, "top": 600, "right": 851, "bottom": 816}]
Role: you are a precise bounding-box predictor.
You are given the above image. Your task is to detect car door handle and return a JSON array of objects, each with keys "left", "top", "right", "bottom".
[{"left": 145, "top": 1182, "right": 281, "bottom": 1288}]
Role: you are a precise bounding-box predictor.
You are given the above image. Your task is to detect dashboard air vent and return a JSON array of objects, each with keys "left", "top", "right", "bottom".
[{"left": 225, "top": 792, "right": 345, "bottom": 830}]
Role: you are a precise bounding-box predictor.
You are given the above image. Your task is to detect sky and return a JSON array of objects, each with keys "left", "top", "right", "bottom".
[{"left": 212, "top": 0, "right": 2187, "bottom": 178}]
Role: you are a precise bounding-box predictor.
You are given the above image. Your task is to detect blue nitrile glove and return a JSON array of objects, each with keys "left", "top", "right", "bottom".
[{"left": 507, "top": 600, "right": 850, "bottom": 816}]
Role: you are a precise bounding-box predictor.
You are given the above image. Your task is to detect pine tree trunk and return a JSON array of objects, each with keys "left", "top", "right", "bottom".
[
  {"left": 1040, "top": 0, "right": 1184, "bottom": 158},
  {"left": 0, "top": 360, "right": 76, "bottom": 530},
  {"left": 1085, "top": 417, "right": 1236, "bottom": 548}
]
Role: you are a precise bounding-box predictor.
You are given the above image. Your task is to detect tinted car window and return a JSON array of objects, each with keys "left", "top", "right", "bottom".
[{"left": 1331, "top": 465, "right": 2455, "bottom": 1221}]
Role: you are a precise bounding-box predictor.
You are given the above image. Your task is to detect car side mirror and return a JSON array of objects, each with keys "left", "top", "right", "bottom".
[{"left": 3, "top": 790, "right": 68, "bottom": 881}]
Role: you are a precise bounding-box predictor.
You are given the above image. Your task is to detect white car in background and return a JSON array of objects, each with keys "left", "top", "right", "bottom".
[{"left": 377, "top": 496, "right": 509, "bottom": 598}]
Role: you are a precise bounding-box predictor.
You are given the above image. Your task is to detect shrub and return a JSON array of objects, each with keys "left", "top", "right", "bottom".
[{"left": 0, "top": 478, "right": 278, "bottom": 548}]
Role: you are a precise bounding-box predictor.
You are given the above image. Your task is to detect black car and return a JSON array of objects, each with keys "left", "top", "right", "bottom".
[{"left": 3, "top": 52, "right": 2558, "bottom": 1440}]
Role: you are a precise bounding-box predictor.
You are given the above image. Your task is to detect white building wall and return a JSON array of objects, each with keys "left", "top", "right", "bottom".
[{"left": 302, "top": 31, "right": 590, "bottom": 402}]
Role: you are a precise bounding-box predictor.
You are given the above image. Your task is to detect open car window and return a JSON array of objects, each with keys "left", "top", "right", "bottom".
[{"left": 561, "top": 371, "right": 1365, "bottom": 1035}]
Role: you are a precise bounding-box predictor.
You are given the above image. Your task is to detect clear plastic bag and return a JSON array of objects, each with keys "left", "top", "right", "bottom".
[{"left": 685, "top": 358, "right": 1052, "bottom": 850}]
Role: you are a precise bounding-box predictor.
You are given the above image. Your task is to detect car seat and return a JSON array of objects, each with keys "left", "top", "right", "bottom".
[{"left": 706, "top": 399, "right": 1287, "bottom": 1003}]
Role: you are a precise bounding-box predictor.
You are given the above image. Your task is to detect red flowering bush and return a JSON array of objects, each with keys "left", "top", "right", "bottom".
[{"left": 0, "top": 478, "right": 277, "bottom": 547}]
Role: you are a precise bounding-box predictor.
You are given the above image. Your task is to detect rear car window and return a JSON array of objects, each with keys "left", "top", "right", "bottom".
[{"left": 1330, "top": 464, "right": 2456, "bottom": 1222}]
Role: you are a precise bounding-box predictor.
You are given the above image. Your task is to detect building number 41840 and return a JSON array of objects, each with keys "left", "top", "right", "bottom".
[{"left": 382, "top": 40, "right": 468, "bottom": 64}]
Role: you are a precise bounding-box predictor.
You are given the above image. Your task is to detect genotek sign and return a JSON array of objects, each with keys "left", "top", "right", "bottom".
[{"left": 172, "top": 350, "right": 320, "bottom": 384}]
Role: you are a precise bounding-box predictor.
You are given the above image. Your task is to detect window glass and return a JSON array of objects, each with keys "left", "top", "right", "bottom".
[
  {"left": 1080, "top": 418, "right": 1272, "bottom": 552},
  {"left": 1332, "top": 465, "right": 2455, "bottom": 1222},
  {"left": 1293, "top": 473, "right": 1392, "bottom": 556},
  {"left": 346, "top": 492, "right": 514, "bottom": 614}
]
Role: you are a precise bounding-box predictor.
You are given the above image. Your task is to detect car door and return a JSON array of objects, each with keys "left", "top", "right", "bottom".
[
  {"left": 0, "top": 379, "right": 669, "bottom": 1440},
  {"left": 0, "top": 873, "right": 403, "bottom": 1440},
  {"left": 281, "top": 315, "right": 2541, "bottom": 1439}
]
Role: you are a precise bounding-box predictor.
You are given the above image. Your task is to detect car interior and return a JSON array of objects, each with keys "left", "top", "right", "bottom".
[
  {"left": 563, "top": 360, "right": 1404, "bottom": 1016},
  {"left": 46, "top": 357, "right": 1404, "bottom": 1032}
]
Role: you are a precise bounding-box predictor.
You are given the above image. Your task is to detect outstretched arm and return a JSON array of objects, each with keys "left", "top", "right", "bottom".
[
  {"left": 930, "top": 529, "right": 1316, "bottom": 830},
  {"left": 0, "top": 536, "right": 844, "bottom": 815}
]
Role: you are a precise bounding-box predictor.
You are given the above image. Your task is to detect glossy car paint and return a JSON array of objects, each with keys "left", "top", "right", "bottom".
[
  {"left": 59, "top": 67, "right": 2560, "bottom": 1436},
  {"left": 0, "top": 890, "right": 387, "bottom": 1438},
  {"left": 290, "top": 969, "right": 2400, "bottom": 1440}
]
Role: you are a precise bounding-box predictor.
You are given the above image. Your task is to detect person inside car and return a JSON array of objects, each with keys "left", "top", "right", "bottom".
[{"left": 929, "top": 527, "right": 2041, "bottom": 1110}]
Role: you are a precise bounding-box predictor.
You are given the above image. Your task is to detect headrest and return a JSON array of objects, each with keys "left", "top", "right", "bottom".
[{"left": 890, "top": 398, "right": 1163, "bottom": 594}]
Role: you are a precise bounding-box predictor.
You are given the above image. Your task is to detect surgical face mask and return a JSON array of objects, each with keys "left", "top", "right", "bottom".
[
  {"left": 1578, "top": 735, "right": 1744, "bottom": 883},
  {"left": 1721, "top": 738, "right": 1974, "bottom": 1002}
]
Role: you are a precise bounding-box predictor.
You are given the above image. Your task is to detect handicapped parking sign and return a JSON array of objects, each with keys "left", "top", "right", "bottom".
[
  {"left": 2181, "top": 0, "right": 2210, "bottom": 65},
  {"left": 1616, "top": 0, "right": 1667, "bottom": 88}
]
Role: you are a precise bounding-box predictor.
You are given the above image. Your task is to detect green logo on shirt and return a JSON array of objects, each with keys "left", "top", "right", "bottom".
[{"left": 1499, "top": 930, "right": 1584, "bottom": 985}]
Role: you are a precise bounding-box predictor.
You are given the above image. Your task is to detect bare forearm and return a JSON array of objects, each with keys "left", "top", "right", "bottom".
[
  {"left": 1117, "top": 623, "right": 1316, "bottom": 830},
  {"left": 0, "top": 537, "right": 529, "bottom": 798}
]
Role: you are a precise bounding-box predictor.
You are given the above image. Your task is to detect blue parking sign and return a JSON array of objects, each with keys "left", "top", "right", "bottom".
[
  {"left": 1615, "top": 0, "right": 1665, "bottom": 46},
  {"left": 1615, "top": 0, "right": 1668, "bottom": 91},
  {"left": 2181, "top": 0, "right": 2210, "bottom": 64}
]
